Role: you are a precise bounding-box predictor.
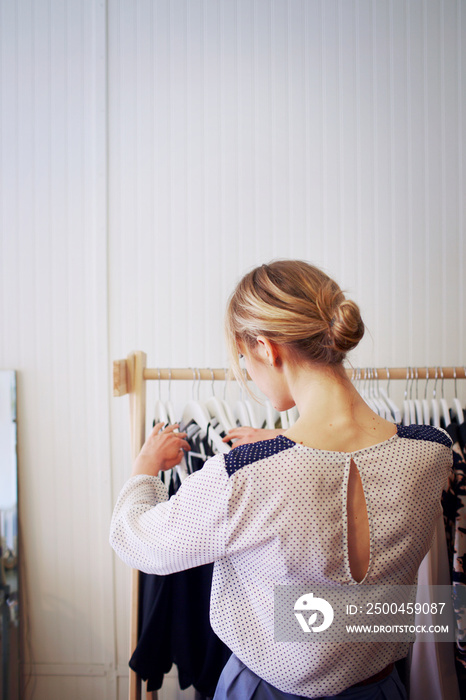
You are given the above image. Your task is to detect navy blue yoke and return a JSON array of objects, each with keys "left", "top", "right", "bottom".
[
  {"left": 224, "top": 436, "right": 294, "bottom": 477},
  {"left": 396, "top": 424, "right": 452, "bottom": 448}
]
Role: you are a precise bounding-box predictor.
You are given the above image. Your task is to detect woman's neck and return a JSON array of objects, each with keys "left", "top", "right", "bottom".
[{"left": 282, "top": 362, "right": 396, "bottom": 452}]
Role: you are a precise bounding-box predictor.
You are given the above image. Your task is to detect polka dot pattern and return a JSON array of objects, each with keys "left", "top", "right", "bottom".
[{"left": 110, "top": 424, "right": 453, "bottom": 698}]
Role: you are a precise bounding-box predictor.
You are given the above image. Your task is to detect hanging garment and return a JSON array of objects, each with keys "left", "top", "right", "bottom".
[
  {"left": 443, "top": 421, "right": 466, "bottom": 698},
  {"left": 410, "top": 514, "right": 460, "bottom": 700},
  {"left": 130, "top": 562, "right": 231, "bottom": 695}
]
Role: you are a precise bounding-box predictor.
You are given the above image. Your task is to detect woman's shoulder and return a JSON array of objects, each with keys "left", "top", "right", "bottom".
[
  {"left": 224, "top": 434, "right": 292, "bottom": 477},
  {"left": 396, "top": 423, "right": 453, "bottom": 448}
]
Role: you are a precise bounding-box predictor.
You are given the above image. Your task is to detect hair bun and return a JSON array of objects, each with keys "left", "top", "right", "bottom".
[{"left": 330, "top": 299, "right": 365, "bottom": 353}]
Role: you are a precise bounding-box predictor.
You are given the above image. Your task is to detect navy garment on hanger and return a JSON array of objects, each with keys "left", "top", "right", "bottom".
[{"left": 130, "top": 562, "right": 231, "bottom": 695}]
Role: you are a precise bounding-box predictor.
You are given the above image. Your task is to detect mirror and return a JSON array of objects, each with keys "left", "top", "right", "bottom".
[{"left": 0, "top": 371, "right": 18, "bottom": 700}]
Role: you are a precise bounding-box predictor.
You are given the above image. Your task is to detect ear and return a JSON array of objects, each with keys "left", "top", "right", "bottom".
[{"left": 256, "top": 336, "right": 281, "bottom": 367}]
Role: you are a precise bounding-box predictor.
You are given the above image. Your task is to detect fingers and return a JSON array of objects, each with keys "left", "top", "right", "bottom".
[
  {"left": 151, "top": 423, "right": 188, "bottom": 439},
  {"left": 222, "top": 426, "right": 254, "bottom": 442},
  {"left": 151, "top": 422, "right": 179, "bottom": 434},
  {"left": 226, "top": 436, "right": 251, "bottom": 447},
  {"left": 177, "top": 438, "right": 191, "bottom": 453},
  {"left": 162, "top": 423, "right": 180, "bottom": 433}
]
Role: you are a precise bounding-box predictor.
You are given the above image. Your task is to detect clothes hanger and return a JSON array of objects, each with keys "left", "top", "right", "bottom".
[
  {"left": 221, "top": 371, "right": 237, "bottom": 429},
  {"left": 422, "top": 368, "right": 432, "bottom": 425},
  {"left": 286, "top": 406, "right": 299, "bottom": 426},
  {"left": 413, "top": 368, "right": 424, "bottom": 425},
  {"left": 205, "top": 369, "right": 235, "bottom": 432},
  {"left": 361, "top": 368, "right": 379, "bottom": 413},
  {"left": 245, "top": 400, "right": 262, "bottom": 429},
  {"left": 242, "top": 376, "right": 262, "bottom": 429},
  {"left": 450, "top": 367, "right": 464, "bottom": 425},
  {"left": 156, "top": 369, "right": 188, "bottom": 482},
  {"left": 243, "top": 375, "right": 267, "bottom": 429},
  {"left": 279, "top": 411, "right": 290, "bottom": 429},
  {"left": 234, "top": 393, "right": 253, "bottom": 427},
  {"left": 165, "top": 369, "right": 177, "bottom": 424},
  {"left": 408, "top": 369, "right": 417, "bottom": 424},
  {"left": 369, "top": 368, "right": 392, "bottom": 420},
  {"left": 154, "top": 369, "right": 169, "bottom": 424},
  {"left": 430, "top": 368, "right": 441, "bottom": 428},
  {"left": 439, "top": 368, "right": 451, "bottom": 427},
  {"left": 264, "top": 400, "right": 280, "bottom": 429},
  {"left": 233, "top": 371, "right": 254, "bottom": 427},
  {"left": 402, "top": 368, "right": 416, "bottom": 425},
  {"left": 379, "top": 367, "right": 402, "bottom": 423},
  {"left": 181, "top": 370, "right": 230, "bottom": 454}
]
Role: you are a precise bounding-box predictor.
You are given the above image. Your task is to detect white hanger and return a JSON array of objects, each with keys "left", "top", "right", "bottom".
[
  {"left": 362, "top": 369, "right": 379, "bottom": 414},
  {"left": 451, "top": 368, "right": 464, "bottom": 425},
  {"left": 205, "top": 370, "right": 235, "bottom": 432},
  {"left": 265, "top": 400, "right": 279, "bottom": 429},
  {"left": 221, "top": 371, "right": 237, "bottom": 429},
  {"left": 369, "top": 369, "right": 392, "bottom": 420},
  {"left": 153, "top": 370, "right": 189, "bottom": 483},
  {"left": 233, "top": 370, "right": 254, "bottom": 427},
  {"left": 165, "top": 369, "right": 178, "bottom": 424},
  {"left": 245, "top": 399, "right": 262, "bottom": 429},
  {"left": 413, "top": 368, "right": 424, "bottom": 425},
  {"left": 379, "top": 368, "right": 402, "bottom": 423},
  {"left": 154, "top": 370, "right": 169, "bottom": 424},
  {"left": 367, "top": 369, "right": 383, "bottom": 417},
  {"left": 431, "top": 368, "right": 441, "bottom": 428},
  {"left": 439, "top": 368, "right": 451, "bottom": 427},
  {"left": 422, "top": 368, "right": 431, "bottom": 425},
  {"left": 181, "top": 370, "right": 229, "bottom": 454},
  {"left": 402, "top": 368, "right": 416, "bottom": 425},
  {"left": 279, "top": 411, "right": 291, "bottom": 429},
  {"left": 286, "top": 406, "right": 299, "bottom": 426},
  {"left": 234, "top": 399, "right": 252, "bottom": 427}
]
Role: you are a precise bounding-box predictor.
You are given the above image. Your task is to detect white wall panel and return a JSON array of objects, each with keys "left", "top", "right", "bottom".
[
  {"left": 108, "top": 0, "right": 465, "bottom": 367},
  {"left": 0, "top": 0, "right": 113, "bottom": 697}
]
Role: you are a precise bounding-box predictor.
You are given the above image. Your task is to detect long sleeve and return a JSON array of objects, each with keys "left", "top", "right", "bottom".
[{"left": 109, "top": 453, "right": 230, "bottom": 575}]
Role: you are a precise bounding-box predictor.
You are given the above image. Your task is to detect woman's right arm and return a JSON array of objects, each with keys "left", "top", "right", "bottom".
[{"left": 109, "top": 453, "right": 230, "bottom": 575}]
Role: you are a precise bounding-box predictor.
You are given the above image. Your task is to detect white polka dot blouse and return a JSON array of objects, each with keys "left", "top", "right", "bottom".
[{"left": 110, "top": 424, "right": 453, "bottom": 697}]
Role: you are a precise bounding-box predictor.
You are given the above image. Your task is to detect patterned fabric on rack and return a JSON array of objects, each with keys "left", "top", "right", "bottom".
[{"left": 443, "top": 421, "right": 466, "bottom": 698}]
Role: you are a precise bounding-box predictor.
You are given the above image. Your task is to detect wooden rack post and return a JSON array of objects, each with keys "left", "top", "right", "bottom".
[
  {"left": 114, "top": 352, "right": 147, "bottom": 700},
  {"left": 112, "top": 356, "right": 466, "bottom": 700}
]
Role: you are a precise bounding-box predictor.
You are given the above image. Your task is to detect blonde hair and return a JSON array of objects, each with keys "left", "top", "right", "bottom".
[{"left": 225, "top": 260, "right": 364, "bottom": 385}]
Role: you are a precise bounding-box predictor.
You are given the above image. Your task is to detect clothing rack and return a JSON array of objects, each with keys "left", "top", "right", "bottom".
[{"left": 112, "top": 351, "right": 466, "bottom": 700}]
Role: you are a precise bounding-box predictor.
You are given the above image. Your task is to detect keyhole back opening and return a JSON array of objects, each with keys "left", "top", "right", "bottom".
[{"left": 346, "top": 459, "right": 370, "bottom": 583}]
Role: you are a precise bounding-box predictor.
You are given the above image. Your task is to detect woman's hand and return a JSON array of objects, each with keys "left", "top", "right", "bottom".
[
  {"left": 222, "top": 426, "right": 284, "bottom": 447},
  {"left": 131, "top": 423, "right": 191, "bottom": 478}
]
